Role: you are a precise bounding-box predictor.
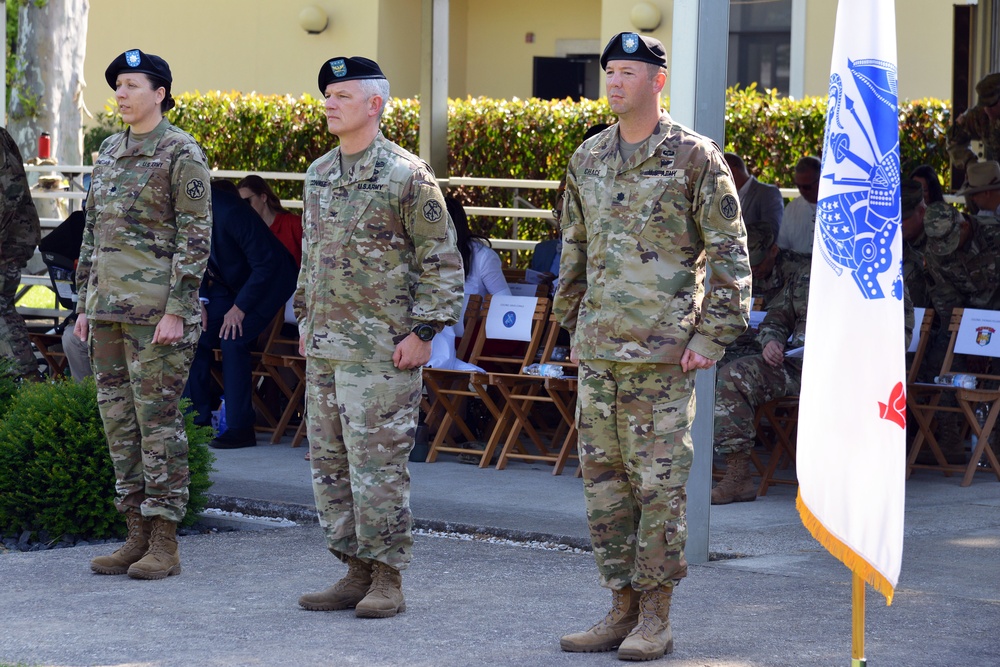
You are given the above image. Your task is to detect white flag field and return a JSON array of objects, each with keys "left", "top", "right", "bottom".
[{"left": 797, "top": 0, "right": 905, "bottom": 604}]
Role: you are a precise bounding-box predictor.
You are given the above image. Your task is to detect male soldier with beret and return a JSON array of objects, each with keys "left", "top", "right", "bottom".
[
  {"left": 295, "top": 57, "right": 464, "bottom": 618},
  {"left": 949, "top": 72, "right": 1000, "bottom": 169},
  {"left": 0, "top": 127, "right": 41, "bottom": 381},
  {"left": 555, "top": 32, "right": 751, "bottom": 660}
]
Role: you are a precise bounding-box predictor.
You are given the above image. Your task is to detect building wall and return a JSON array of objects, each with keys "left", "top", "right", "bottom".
[{"left": 83, "top": 0, "right": 955, "bottom": 126}]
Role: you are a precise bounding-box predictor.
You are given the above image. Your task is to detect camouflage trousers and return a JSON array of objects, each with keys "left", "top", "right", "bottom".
[
  {"left": 305, "top": 358, "right": 421, "bottom": 571},
  {"left": 576, "top": 359, "right": 695, "bottom": 591},
  {"left": 0, "top": 261, "right": 37, "bottom": 376},
  {"left": 89, "top": 320, "right": 199, "bottom": 523},
  {"left": 714, "top": 354, "right": 803, "bottom": 456}
]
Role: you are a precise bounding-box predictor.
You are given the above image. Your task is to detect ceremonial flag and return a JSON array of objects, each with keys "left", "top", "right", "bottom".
[{"left": 797, "top": 0, "right": 905, "bottom": 604}]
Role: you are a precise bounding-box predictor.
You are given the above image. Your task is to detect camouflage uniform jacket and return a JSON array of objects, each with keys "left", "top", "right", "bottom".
[
  {"left": 0, "top": 128, "right": 41, "bottom": 267},
  {"left": 924, "top": 213, "right": 1000, "bottom": 317},
  {"left": 78, "top": 118, "right": 212, "bottom": 325},
  {"left": 902, "top": 232, "right": 931, "bottom": 309},
  {"left": 554, "top": 112, "right": 751, "bottom": 364},
  {"left": 756, "top": 265, "right": 809, "bottom": 352},
  {"left": 948, "top": 106, "right": 1000, "bottom": 167},
  {"left": 753, "top": 249, "right": 809, "bottom": 308},
  {"left": 295, "top": 132, "right": 464, "bottom": 362}
]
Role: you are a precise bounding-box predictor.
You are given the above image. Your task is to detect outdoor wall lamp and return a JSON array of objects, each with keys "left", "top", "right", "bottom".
[
  {"left": 299, "top": 5, "right": 329, "bottom": 34},
  {"left": 630, "top": 2, "right": 662, "bottom": 32}
]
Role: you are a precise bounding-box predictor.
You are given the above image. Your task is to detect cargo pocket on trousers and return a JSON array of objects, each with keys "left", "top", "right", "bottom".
[{"left": 650, "top": 394, "right": 695, "bottom": 483}]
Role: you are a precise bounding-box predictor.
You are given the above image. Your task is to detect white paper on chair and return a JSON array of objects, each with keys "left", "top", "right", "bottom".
[
  {"left": 954, "top": 308, "right": 1000, "bottom": 357},
  {"left": 485, "top": 295, "right": 537, "bottom": 342},
  {"left": 784, "top": 346, "right": 804, "bottom": 358},
  {"left": 907, "top": 307, "right": 924, "bottom": 354},
  {"left": 508, "top": 283, "right": 539, "bottom": 297},
  {"left": 749, "top": 310, "right": 766, "bottom": 330}
]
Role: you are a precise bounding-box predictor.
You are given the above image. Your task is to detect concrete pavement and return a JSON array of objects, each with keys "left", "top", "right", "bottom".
[{"left": 1, "top": 438, "right": 998, "bottom": 666}]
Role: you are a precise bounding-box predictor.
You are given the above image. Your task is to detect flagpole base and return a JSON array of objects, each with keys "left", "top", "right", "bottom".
[{"left": 852, "top": 659, "right": 867, "bottom": 667}]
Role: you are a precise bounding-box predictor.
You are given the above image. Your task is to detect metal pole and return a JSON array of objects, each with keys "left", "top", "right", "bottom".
[
  {"left": 419, "top": 0, "right": 449, "bottom": 178},
  {"left": 670, "top": 0, "right": 731, "bottom": 566}
]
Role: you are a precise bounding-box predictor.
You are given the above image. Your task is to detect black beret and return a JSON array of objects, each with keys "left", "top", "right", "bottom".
[
  {"left": 899, "top": 179, "right": 924, "bottom": 218},
  {"left": 105, "top": 49, "right": 172, "bottom": 90},
  {"left": 318, "top": 56, "right": 386, "bottom": 92},
  {"left": 600, "top": 32, "right": 667, "bottom": 70}
]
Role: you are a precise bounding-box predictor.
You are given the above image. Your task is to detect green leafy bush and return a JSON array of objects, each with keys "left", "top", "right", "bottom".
[
  {"left": 0, "top": 378, "right": 215, "bottom": 541},
  {"left": 84, "top": 87, "right": 954, "bottom": 237}
]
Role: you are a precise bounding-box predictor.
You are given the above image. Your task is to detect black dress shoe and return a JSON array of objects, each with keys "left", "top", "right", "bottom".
[{"left": 210, "top": 427, "right": 258, "bottom": 449}]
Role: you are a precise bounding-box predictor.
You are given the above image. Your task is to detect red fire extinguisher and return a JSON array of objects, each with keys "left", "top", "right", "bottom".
[{"left": 38, "top": 132, "right": 51, "bottom": 159}]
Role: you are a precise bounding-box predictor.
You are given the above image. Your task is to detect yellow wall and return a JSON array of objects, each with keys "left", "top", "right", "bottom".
[
  {"left": 463, "top": 0, "right": 601, "bottom": 99},
  {"left": 377, "top": 0, "right": 422, "bottom": 98},
  {"left": 84, "top": 1, "right": 383, "bottom": 117},
  {"left": 801, "top": 0, "right": 953, "bottom": 101}
]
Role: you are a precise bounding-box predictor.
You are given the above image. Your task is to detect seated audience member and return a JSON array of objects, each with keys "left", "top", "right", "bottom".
[
  {"left": 237, "top": 174, "right": 303, "bottom": 267},
  {"left": 724, "top": 152, "right": 784, "bottom": 238},
  {"left": 776, "top": 156, "right": 821, "bottom": 255},
  {"left": 899, "top": 180, "right": 932, "bottom": 309},
  {"left": 427, "top": 197, "right": 510, "bottom": 370},
  {"left": 184, "top": 181, "right": 299, "bottom": 449},
  {"left": 37, "top": 210, "right": 91, "bottom": 381},
  {"left": 720, "top": 220, "right": 807, "bottom": 365},
  {"left": 908, "top": 164, "right": 947, "bottom": 206}
]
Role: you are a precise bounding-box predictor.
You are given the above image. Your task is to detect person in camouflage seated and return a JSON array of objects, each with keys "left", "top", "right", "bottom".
[
  {"left": 78, "top": 50, "right": 212, "bottom": 581},
  {"left": 295, "top": 56, "right": 464, "bottom": 620},
  {"left": 555, "top": 32, "right": 750, "bottom": 661},
  {"left": 0, "top": 127, "right": 41, "bottom": 381},
  {"left": 721, "top": 219, "right": 808, "bottom": 366}
]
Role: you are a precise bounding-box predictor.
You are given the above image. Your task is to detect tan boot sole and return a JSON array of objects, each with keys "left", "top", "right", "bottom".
[
  {"left": 298, "top": 594, "right": 366, "bottom": 611},
  {"left": 90, "top": 562, "right": 130, "bottom": 575},
  {"left": 560, "top": 636, "right": 624, "bottom": 653},
  {"left": 127, "top": 563, "right": 181, "bottom": 580},
  {"left": 618, "top": 637, "right": 674, "bottom": 661},
  {"left": 355, "top": 600, "right": 406, "bottom": 618}
]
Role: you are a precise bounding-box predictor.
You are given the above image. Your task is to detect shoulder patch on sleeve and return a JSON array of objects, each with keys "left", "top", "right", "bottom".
[
  {"left": 720, "top": 193, "right": 739, "bottom": 220},
  {"left": 185, "top": 178, "right": 207, "bottom": 200},
  {"left": 422, "top": 197, "right": 443, "bottom": 223}
]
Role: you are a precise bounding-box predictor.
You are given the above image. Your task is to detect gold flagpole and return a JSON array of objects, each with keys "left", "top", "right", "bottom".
[{"left": 851, "top": 573, "right": 866, "bottom": 666}]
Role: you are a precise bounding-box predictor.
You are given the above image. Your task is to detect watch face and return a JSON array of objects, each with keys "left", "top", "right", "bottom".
[{"left": 414, "top": 324, "right": 435, "bottom": 341}]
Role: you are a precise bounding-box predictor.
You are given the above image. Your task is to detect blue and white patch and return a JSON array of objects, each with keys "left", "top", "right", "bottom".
[
  {"left": 622, "top": 33, "right": 639, "bottom": 53},
  {"left": 126, "top": 50, "right": 141, "bottom": 68},
  {"left": 185, "top": 178, "right": 207, "bottom": 200},
  {"left": 330, "top": 59, "right": 347, "bottom": 78},
  {"left": 502, "top": 311, "right": 517, "bottom": 328}
]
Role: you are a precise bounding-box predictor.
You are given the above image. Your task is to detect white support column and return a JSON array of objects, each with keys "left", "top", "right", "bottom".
[
  {"left": 790, "top": 0, "right": 807, "bottom": 99},
  {"left": 420, "top": 0, "right": 449, "bottom": 177},
  {"left": 669, "top": 0, "right": 732, "bottom": 566}
]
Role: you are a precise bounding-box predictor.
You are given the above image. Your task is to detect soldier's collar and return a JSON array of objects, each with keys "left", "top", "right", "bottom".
[
  {"left": 336, "top": 132, "right": 384, "bottom": 184},
  {"left": 112, "top": 118, "right": 170, "bottom": 158}
]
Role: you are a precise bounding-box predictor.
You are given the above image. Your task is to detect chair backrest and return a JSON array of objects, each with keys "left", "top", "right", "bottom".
[
  {"left": 938, "top": 308, "right": 1000, "bottom": 385},
  {"left": 536, "top": 313, "right": 576, "bottom": 375},
  {"left": 454, "top": 294, "right": 483, "bottom": 363},
  {"left": 464, "top": 295, "right": 550, "bottom": 374},
  {"left": 906, "top": 307, "right": 936, "bottom": 385}
]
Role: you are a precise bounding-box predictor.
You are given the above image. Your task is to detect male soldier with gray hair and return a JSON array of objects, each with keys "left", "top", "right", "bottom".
[
  {"left": 295, "top": 56, "right": 464, "bottom": 619},
  {"left": 555, "top": 32, "right": 751, "bottom": 661},
  {"left": 0, "top": 127, "right": 42, "bottom": 381}
]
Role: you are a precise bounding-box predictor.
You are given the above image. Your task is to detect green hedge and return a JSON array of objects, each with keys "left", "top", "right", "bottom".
[
  {"left": 84, "top": 87, "right": 953, "bottom": 241},
  {"left": 0, "top": 379, "right": 214, "bottom": 542}
]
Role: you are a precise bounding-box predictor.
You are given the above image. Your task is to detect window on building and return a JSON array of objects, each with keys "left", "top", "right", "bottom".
[{"left": 728, "top": 0, "right": 792, "bottom": 95}]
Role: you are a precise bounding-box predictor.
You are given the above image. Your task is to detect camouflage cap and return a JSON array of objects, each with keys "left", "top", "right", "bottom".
[
  {"left": 105, "top": 49, "right": 172, "bottom": 90},
  {"left": 955, "top": 160, "right": 1000, "bottom": 196},
  {"left": 976, "top": 72, "right": 1000, "bottom": 107},
  {"left": 923, "top": 202, "right": 964, "bottom": 256},
  {"left": 746, "top": 220, "right": 776, "bottom": 265},
  {"left": 900, "top": 179, "right": 924, "bottom": 218},
  {"left": 318, "top": 56, "right": 386, "bottom": 92},
  {"left": 600, "top": 32, "right": 667, "bottom": 70}
]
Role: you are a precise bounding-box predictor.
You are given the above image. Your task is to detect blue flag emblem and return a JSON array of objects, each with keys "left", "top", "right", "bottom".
[
  {"left": 622, "top": 33, "right": 639, "bottom": 53},
  {"left": 330, "top": 59, "right": 347, "bottom": 78},
  {"left": 125, "top": 50, "right": 141, "bottom": 68},
  {"left": 817, "top": 58, "right": 900, "bottom": 301},
  {"left": 502, "top": 311, "right": 517, "bottom": 328}
]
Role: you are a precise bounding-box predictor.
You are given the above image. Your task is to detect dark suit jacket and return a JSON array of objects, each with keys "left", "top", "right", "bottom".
[
  {"left": 201, "top": 187, "right": 298, "bottom": 320},
  {"left": 740, "top": 176, "right": 785, "bottom": 238}
]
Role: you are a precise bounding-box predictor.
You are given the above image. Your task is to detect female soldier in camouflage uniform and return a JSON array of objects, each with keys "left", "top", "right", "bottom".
[{"left": 76, "top": 49, "right": 212, "bottom": 580}]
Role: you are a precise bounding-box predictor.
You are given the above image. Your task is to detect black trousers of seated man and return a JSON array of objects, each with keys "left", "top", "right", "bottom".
[{"left": 185, "top": 295, "right": 273, "bottom": 432}]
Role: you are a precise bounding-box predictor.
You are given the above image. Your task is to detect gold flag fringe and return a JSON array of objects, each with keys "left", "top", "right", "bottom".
[{"left": 797, "top": 489, "right": 895, "bottom": 606}]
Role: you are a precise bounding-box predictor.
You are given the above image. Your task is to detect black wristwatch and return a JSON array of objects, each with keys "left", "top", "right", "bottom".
[{"left": 412, "top": 323, "right": 436, "bottom": 342}]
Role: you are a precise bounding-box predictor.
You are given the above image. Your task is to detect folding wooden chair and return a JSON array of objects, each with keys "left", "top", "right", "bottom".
[
  {"left": 420, "top": 294, "right": 483, "bottom": 434},
  {"left": 752, "top": 396, "right": 799, "bottom": 495},
  {"left": 490, "top": 314, "right": 579, "bottom": 474},
  {"left": 423, "top": 295, "right": 550, "bottom": 467},
  {"left": 260, "top": 320, "right": 307, "bottom": 446},
  {"left": 907, "top": 308, "right": 1000, "bottom": 485},
  {"left": 28, "top": 332, "right": 69, "bottom": 378}
]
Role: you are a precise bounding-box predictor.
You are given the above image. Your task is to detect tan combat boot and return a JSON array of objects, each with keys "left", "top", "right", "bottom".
[
  {"left": 355, "top": 561, "right": 406, "bottom": 618},
  {"left": 617, "top": 586, "right": 673, "bottom": 661},
  {"left": 90, "top": 509, "right": 150, "bottom": 575},
  {"left": 126, "top": 516, "right": 181, "bottom": 580},
  {"left": 711, "top": 451, "right": 756, "bottom": 505},
  {"left": 560, "top": 587, "right": 640, "bottom": 653},
  {"left": 298, "top": 556, "right": 373, "bottom": 611}
]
